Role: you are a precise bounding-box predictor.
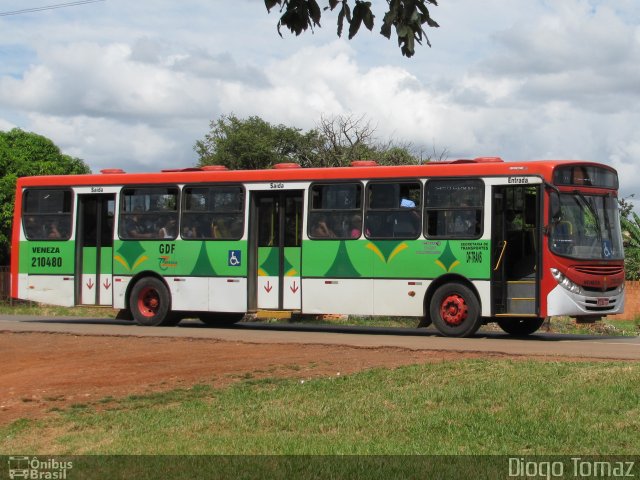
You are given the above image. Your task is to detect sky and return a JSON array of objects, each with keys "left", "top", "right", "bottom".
[{"left": 1, "top": 0, "right": 639, "bottom": 201}]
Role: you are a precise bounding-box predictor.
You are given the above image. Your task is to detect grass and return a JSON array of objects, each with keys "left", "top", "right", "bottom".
[
  {"left": 546, "top": 316, "right": 640, "bottom": 336},
  {"left": 0, "top": 301, "right": 118, "bottom": 318},
  {"left": 2, "top": 360, "right": 639, "bottom": 456}
]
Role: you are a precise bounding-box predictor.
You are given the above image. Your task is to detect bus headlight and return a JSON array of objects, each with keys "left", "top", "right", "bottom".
[{"left": 550, "top": 268, "right": 584, "bottom": 295}]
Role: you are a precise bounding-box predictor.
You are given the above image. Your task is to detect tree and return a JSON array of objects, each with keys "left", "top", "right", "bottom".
[
  {"left": 0, "top": 128, "right": 90, "bottom": 264},
  {"left": 308, "top": 113, "right": 424, "bottom": 167},
  {"left": 265, "top": 0, "right": 439, "bottom": 58},
  {"left": 194, "top": 113, "right": 424, "bottom": 170},
  {"left": 194, "top": 114, "right": 321, "bottom": 170},
  {"left": 309, "top": 113, "right": 378, "bottom": 167},
  {"left": 620, "top": 196, "right": 640, "bottom": 281}
]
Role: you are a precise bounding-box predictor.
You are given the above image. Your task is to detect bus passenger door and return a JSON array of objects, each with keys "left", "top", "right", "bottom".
[
  {"left": 75, "top": 194, "right": 115, "bottom": 305},
  {"left": 491, "top": 185, "right": 540, "bottom": 317},
  {"left": 250, "top": 191, "right": 303, "bottom": 311}
]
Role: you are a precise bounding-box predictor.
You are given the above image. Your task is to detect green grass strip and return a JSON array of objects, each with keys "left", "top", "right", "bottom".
[{"left": 2, "top": 360, "right": 639, "bottom": 455}]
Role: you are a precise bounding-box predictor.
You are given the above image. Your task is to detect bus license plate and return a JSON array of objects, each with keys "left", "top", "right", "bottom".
[{"left": 597, "top": 298, "right": 610, "bottom": 307}]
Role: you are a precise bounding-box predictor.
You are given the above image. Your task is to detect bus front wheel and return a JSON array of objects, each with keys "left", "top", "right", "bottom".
[
  {"left": 130, "top": 277, "right": 177, "bottom": 326},
  {"left": 497, "top": 317, "right": 545, "bottom": 336},
  {"left": 430, "top": 283, "right": 482, "bottom": 337}
]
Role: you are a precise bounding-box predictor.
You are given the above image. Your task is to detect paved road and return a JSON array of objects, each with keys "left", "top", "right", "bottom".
[{"left": 1, "top": 314, "right": 639, "bottom": 360}]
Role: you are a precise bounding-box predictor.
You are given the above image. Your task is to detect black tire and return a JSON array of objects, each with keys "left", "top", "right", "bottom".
[
  {"left": 497, "top": 317, "right": 545, "bottom": 336},
  {"left": 430, "top": 282, "right": 482, "bottom": 337},
  {"left": 418, "top": 316, "right": 433, "bottom": 328},
  {"left": 199, "top": 312, "right": 245, "bottom": 327},
  {"left": 129, "top": 277, "right": 177, "bottom": 326}
]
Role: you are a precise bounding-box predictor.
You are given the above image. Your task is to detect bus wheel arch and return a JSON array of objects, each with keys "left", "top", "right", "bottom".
[
  {"left": 423, "top": 275, "right": 483, "bottom": 337},
  {"left": 127, "top": 273, "right": 178, "bottom": 326}
]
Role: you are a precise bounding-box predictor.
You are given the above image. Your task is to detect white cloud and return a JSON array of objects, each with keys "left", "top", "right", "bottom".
[
  {"left": 0, "top": 0, "right": 639, "bottom": 205},
  {"left": 27, "top": 114, "right": 186, "bottom": 172}
]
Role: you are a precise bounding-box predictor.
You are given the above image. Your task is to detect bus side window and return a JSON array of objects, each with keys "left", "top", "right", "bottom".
[
  {"left": 22, "top": 189, "right": 73, "bottom": 241},
  {"left": 425, "top": 179, "right": 484, "bottom": 239},
  {"left": 119, "top": 187, "right": 179, "bottom": 240},
  {"left": 308, "top": 183, "right": 362, "bottom": 240},
  {"left": 182, "top": 185, "right": 244, "bottom": 240},
  {"left": 364, "top": 181, "right": 421, "bottom": 239}
]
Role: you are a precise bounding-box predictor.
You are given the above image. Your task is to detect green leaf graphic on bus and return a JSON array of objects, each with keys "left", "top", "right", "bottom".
[
  {"left": 366, "top": 241, "right": 409, "bottom": 264},
  {"left": 114, "top": 241, "right": 148, "bottom": 272},
  {"left": 435, "top": 242, "right": 460, "bottom": 272}
]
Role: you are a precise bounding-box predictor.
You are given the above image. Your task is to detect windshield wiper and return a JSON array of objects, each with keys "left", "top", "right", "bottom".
[{"left": 574, "top": 190, "right": 603, "bottom": 243}]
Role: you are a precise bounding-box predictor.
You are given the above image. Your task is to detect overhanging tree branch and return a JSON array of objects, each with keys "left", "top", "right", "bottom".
[{"left": 265, "top": 0, "right": 439, "bottom": 57}]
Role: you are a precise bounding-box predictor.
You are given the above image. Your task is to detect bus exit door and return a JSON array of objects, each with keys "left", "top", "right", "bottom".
[
  {"left": 249, "top": 191, "right": 303, "bottom": 311},
  {"left": 491, "top": 185, "right": 541, "bottom": 317},
  {"left": 75, "top": 194, "right": 115, "bottom": 305}
]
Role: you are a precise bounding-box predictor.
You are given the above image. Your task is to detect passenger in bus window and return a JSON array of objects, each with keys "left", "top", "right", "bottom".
[
  {"left": 452, "top": 201, "right": 477, "bottom": 235},
  {"left": 398, "top": 197, "right": 421, "bottom": 236},
  {"left": 125, "top": 212, "right": 153, "bottom": 238},
  {"left": 47, "top": 221, "right": 62, "bottom": 239},
  {"left": 228, "top": 216, "right": 243, "bottom": 238},
  {"left": 24, "top": 216, "right": 43, "bottom": 238},
  {"left": 506, "top": 210, "right": 522, "bottom": 231},
  {"left": 350, "top": 214, "right": 362, "bottom": 238},
  {"left": 159, "top": 217, "right": 177, "bottom": 239},
  {"left": 212, "top": 218, "right": 230, "bottom": 239},
  {"left": 311, "top": 215, "right": 336, "bottom": 238},
  {"left": 182, "top": 226, "right": 195, "bottom": 238}
]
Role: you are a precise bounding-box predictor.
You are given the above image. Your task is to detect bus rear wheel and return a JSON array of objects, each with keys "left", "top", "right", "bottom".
[
  {"left": 430, "top": 283, "right": 482, "bottom": 337},
  {"left": 199, "top": 313, "right": 245, "bottom": 326},
  {"left": 130, "top": 277, "right": 176, "bottom": 326},
  {"left": 497, "top": 317, "right": 545, "bottom": 336}
]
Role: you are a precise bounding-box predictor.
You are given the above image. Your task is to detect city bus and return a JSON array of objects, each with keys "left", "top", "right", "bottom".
[{"left": 10, "top": 157, "right": 625, "bottom": 337}]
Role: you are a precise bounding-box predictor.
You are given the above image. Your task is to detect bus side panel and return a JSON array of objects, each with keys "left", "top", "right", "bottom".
[
  {"left": 19, "top": 240, "right": 75, "bottom": 306},
  {"left": 302, "top": 239, "right": 374, "bottom": 315},
  {"left": 302, "top": 278, "right": 374, "bottom": 315},
  {"left": 168, "top": 277, "right": 248, "bottom": 313},
  {"left": 112, "top": 239, "right": 248, "bottom": 313},
  {"left": 373, "top": 279, "right": 427, "bottom": 316},
  {"left": 476, "top": 281, "right": 492, "bottom": 317},
  {"left": 170, "top": 277, "right": 209, "bottom": 311},
  {"left": 209, "top": 277, "right": 247, "bottom": 312},
  {"left": 112, "top": 276, "right": 130, "bottom": 309},
  {"left": 24, "top": 275, "right": 75, "bottom": 306}
]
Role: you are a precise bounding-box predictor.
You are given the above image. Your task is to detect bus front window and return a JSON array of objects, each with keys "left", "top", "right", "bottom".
[{"left": 549, "top": 193, "right": 624, "bottom": 260}]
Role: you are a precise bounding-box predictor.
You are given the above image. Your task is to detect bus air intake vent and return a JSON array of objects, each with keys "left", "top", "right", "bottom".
[
  {"left": 201, "top": 165, "right": 228, "bottom": 171},
  {"left": 161, "top": 167, "right": 203, "bottom": 172},
  {"left": 100, "top": 168, "right": 125, "bottom": 174},
  {"left": 574, "top": 265, "right": 624, "bottom": 276},
  {"left": 473, "top": 156, "right": 503, "bottom": 163},
  {"left": 273, "top": 163, "right": 301, "bottom": 169},
  {"left": 350, "top": 160, "right": 378, "bottom": 167}
]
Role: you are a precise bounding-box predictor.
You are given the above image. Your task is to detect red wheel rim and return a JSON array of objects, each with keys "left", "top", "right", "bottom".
[
  {"left": 440, "top": 294, "right": 468, "bottom": 326},
  {"left": 137, "top": 286, "right": 160, "bottom": 318}
]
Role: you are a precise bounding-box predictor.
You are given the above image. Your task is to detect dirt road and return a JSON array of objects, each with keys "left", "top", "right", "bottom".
[{"left": 1, "top": 315, "right": 638, "bottom": 424}]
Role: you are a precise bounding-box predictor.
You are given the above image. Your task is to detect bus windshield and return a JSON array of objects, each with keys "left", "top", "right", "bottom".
[{"left": 549, "top": 192, "right": 624, "bottom": 260}]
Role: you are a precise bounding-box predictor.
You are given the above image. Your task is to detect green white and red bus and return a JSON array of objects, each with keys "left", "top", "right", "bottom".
[{"left": 10, "top": 157, "right": 625, "bottom": 337}]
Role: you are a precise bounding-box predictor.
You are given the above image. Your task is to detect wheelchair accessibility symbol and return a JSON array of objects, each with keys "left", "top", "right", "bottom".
[{"left": 228, "top": 250, "right": 241, "bottom": 267}]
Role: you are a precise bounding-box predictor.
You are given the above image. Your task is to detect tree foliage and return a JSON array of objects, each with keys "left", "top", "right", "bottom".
[
  {"left": 0, "top": 128, "right": 90, "bottom": 264},
  {"left": 265, "top": 0, "right": 439, "bottom": 57},
  {"left": 194, "top": 113, "right": 424, "bottom": 170},
  {"left": 194, "top": 115, "right": 321, "bottom": 170},
  {"left": 618, "top": 196, "right": 640, "bottom": 280}
]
